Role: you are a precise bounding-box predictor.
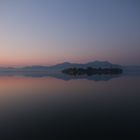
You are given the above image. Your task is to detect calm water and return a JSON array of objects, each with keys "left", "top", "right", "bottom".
[{"left": 0, "top": 75, "right": 140, "bottom": 139}]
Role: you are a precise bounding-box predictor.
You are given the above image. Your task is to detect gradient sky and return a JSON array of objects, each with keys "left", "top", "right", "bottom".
[{"left": 0, "top": 0, "right": 140, "bottom": 66}]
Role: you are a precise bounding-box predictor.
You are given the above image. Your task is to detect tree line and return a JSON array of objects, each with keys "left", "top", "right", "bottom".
[{"left": 62, "top": 67, "right": 123, "bottom": 76}]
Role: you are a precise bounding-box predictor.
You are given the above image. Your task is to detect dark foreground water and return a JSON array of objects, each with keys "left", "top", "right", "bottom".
[{"left": 0, "top": 74, "right": 140, "bottom": 139}]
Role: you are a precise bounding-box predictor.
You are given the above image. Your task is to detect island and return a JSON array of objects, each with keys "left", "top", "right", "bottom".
[{"left": 62, "top": 67, "right": 123, "bottom": 76}]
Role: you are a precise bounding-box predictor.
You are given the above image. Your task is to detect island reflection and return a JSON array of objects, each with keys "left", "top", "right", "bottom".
[{"left": 0, "top": 71, "right": 122, "bottom": 81}]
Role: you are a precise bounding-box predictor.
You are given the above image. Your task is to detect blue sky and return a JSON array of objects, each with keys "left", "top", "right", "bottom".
[{"left": 0, "top": 0, "right": 140, "bottom": 66}]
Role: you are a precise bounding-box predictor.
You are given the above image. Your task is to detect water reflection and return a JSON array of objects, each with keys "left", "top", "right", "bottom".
[
  {"left": 0, "top": 75, "right": 140, "bottom": 139},
  {"left": 0, "top": 71, "right": 123, "bottom": 81}
]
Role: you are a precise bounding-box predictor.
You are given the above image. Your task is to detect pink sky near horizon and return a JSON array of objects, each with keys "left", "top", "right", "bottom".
[
  {"left": 0, "top": 40, "right": 139, "bottom": 67},
  {"left": 0, "top": 0, "right": 140, "bottom": 67}
]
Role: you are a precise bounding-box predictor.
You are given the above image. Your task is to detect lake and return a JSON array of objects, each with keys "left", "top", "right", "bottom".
[{"left": 0, "top": 74, "right": 140, "bottom": 139}]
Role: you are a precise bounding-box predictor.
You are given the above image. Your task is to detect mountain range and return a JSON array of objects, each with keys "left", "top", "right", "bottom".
[
  {"left": 0, "top": 61, "right": 139, "bottom": 81},
  {"left": 21, "top": 60, "right": 122, "bottom": 71},
  {"left": 0, "top": 60, "right": 140, "bottom": 74}
]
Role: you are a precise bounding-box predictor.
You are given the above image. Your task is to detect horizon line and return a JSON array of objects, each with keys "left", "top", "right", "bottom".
[{"left": 0, "top": 60, "right": 139, "bottom": 68}]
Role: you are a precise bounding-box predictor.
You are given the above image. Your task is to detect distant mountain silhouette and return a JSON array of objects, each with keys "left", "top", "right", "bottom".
[
  {"left": 20, "top": 61, "right": 122, "bottom": 71},
  {"left": 51, "top": 61, "right": 122, "bottom": 70},
  {"left": 0, "top": 60, "right": 139, "bottom": 80},
  {"left": 0, "top": 61, "right": 139, "bottom": 76}
]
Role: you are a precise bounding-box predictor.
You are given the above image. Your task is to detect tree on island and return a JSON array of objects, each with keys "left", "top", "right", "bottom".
[{"left": 62, "top": 67, "right": 123, "bottom": 76}]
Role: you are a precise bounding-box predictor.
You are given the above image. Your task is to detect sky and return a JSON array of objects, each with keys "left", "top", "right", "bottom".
[{"left": 0, "top": 0, "right": 140, "bottom": 66}]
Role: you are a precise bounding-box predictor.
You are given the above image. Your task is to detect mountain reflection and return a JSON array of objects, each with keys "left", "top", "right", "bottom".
[{"left": 0, "top": 71, "right": 122, "bottom": 81}]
